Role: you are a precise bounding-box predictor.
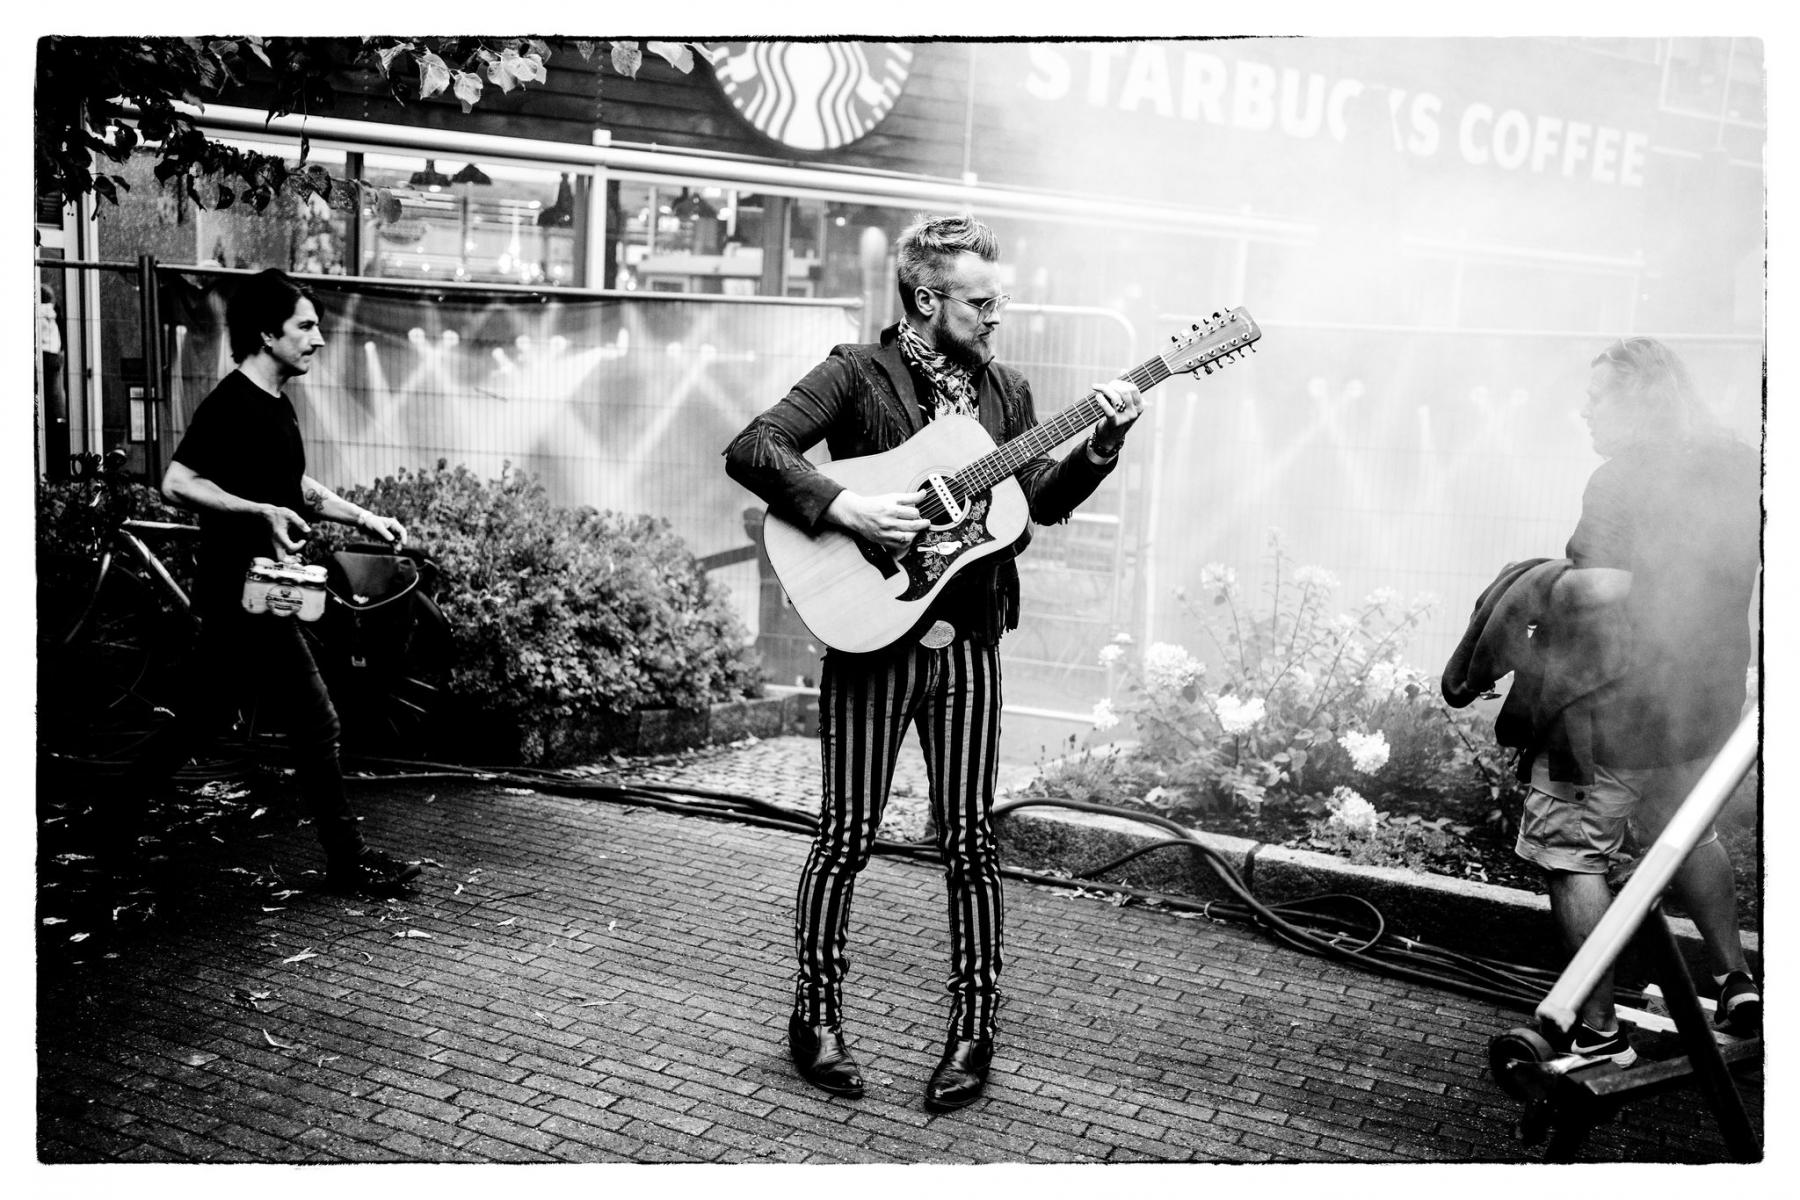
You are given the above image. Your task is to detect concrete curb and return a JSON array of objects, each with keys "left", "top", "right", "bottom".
[{"left": 993, "top": 799, "right": 1758, "bottom": 984}]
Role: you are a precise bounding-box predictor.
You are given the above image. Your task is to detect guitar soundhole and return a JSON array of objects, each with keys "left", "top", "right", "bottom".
[{"left": 918, "top": 472, "right": 968, "bottom": 529}]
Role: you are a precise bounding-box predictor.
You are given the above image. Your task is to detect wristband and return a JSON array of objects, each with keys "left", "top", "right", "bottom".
[{"left": 1087, "top": 432, "right": 1123, "bottom": 462}]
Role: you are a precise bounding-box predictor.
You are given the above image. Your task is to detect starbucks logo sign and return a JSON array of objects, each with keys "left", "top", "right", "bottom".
[{"left": 704, "top": 42, "right": 914, "bottom": 152}]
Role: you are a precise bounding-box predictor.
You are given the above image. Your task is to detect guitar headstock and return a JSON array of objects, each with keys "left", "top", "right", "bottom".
[{"left": 1162, "top": 307, "right": 1261, "bottom": 376}]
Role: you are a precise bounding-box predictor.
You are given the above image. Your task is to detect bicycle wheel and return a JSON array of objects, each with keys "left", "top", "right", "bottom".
[{"left": 37, "top": 546, "right": 199, "bottom": 771}]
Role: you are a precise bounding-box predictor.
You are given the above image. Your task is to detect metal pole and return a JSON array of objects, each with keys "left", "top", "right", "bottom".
[
  {"left": 1536, "top": 709, "right": 1759, "bottom": 1033},
  {"left": 1639, "top": 909, "right": 1761, "bottom": 1161},
  {"left": 138, "top": 253, "right": 165, "bottom": 480}
]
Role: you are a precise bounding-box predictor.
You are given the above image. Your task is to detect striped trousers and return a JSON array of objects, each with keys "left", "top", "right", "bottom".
[{"left": 793, "top": 637, "right": 1005, "bottom": 1041}]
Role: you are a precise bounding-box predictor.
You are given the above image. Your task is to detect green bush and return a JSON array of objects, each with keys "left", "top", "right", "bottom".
[{"left": 308, "top": 460, "right": 763, "bottom": 728}]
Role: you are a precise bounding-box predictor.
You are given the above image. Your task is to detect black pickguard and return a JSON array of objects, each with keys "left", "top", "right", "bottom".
[{"left": 896, "top": 494, "right": 994, "bottom": 600}]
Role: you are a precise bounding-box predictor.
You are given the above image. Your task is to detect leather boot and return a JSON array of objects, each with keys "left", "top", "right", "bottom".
[
  {"left": 788, "top": 1011, "right": 865, "bottom": 1098},
  {"left": 924, "top": 1036, "right": 993, "bottom": 1112}
]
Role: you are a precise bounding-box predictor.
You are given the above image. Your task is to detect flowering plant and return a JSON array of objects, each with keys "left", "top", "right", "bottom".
[{"left": 1062, "top": 531, "right": 1510, "bottom": 829}]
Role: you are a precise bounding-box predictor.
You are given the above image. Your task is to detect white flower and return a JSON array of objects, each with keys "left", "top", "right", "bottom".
[
  {"left": 1143, "top": 642, "right": 1204, "bottom": 694},
  {"left": 1364, "top": 587, "right": 1401, "bottom": 610},
  {"left": 1265, "top": 527, "right": 1287, "bottom": 552},
  {"left": 1327, "top": 786, "right": 1381, "bottom": 837},
  {"left": 1198, "top": 562, "right": 1238, "bottom": 598},
  {"left": 1338, "top": 729, "right": 1391, "bottom": 774},
  {"left": 1110, "top": 631, "right": 1134, "bottom": 645},
  {"left": 1287, "top": 666, "right": 1318, "bottom": 697},
  {"left": 1091, "top": 698, "right": 1119, "bottom": 730},
  {"left": 1293, "top": 565, "right": 1340, "bottom": 593},
  {"left": 1097, "top": 643, "right": 1126, "bottom": 667},
  {"left": 1364, "top": 658, "right": 1404, "bottom": 700},
  {"left": 1212, "top": 693, "right": 1267, "bottom": 735}
]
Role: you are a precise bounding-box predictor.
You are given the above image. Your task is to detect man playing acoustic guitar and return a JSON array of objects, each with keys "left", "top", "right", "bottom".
[{"left": 724, "top": 213, "right": 1143, "bottom": 1112}]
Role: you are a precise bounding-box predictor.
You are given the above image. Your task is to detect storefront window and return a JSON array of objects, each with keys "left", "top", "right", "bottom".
[
  {"left": 612, "top": 179, "right": 763, "bottom": 295},
  {"left": 1663, "top": 38, "right": 1764, "bottom": 124},
  {"left": 358, "top": 155, "right": 583, "bottom": 286},
  {"left": 94, "top": 139, "right": 352, "bottom": 274}
]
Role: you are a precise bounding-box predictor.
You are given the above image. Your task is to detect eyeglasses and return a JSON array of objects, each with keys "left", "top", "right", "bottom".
[{"left": 924, "top": 288, "right": 1011, "bottom": 320}]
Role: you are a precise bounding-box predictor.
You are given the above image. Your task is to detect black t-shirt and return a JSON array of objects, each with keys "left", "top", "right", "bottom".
[
  {"left": 171, "top": 370, "right": 310, "bottom": 612},
  {"left": 1566, "top": 435, "right": 1761, "bottom": 767}
]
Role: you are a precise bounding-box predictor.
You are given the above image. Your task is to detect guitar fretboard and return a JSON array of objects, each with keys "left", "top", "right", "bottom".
[{"left": 952, "top": 354, "right": 1173, "bottom": 496}]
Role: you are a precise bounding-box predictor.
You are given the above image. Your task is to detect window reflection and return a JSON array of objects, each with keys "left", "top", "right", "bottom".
[
  {"left": 358, "top": 156, "right": 582, "bottom": 285},
  {"left": 95, "top": 140, "right": 352, "bottom": 276}
]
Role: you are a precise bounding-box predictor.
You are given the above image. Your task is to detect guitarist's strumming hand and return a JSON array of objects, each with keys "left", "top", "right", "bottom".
[
  {"left": 1089, "top": 379, "right": 1146, "bottom": 459},
  {"left": 826, "top": 488, "right": 931, "bottom": 552}
]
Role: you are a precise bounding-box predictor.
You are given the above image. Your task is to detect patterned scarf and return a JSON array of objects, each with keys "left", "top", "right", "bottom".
[{"left": 896, "top": 319, "right": 979, "bottom": 420}]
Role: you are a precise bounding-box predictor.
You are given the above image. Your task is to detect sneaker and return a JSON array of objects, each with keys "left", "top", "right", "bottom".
[
  {"left": 325, "top": 847, "right": 422, "bottom": 897},
  {"left": 1715, "top": 971, "right": 1762, "bottom": 1036},
  {"left": 1569, "top": 1022, "right": 1638, "bottom": 1067}
]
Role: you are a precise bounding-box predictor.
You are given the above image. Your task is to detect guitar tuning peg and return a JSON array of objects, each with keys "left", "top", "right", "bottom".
[{"left": 1190, "top": 323, "right": 1199, "bottom": 331}]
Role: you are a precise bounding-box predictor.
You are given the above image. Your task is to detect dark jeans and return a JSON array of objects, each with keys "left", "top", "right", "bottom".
[{"left": 131, "top": 599, "right": 364, "bottom": 864}]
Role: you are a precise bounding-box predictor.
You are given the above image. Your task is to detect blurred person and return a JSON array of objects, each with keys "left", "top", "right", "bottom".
[
  {"left": 38, "top": 284, "right": 67, "bottom": 470},
  {"left": 724, "top": 214, "right": 1143, "bottom": 1112},
  {"left": 128, "top": 269, "right": 423, "bottom": 897},
  {"left": 1513, "top": 337, "right": 1760, "bottom": 1063}
]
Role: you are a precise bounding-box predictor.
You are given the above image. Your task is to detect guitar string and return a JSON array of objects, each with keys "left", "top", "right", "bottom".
[{"left": 913, "top": 355, "right": 1173, "bottom": 524}]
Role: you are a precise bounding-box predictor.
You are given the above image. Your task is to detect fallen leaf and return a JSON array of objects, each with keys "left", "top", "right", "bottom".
[
  {"left": 496, "top": 918, "right": 516, "bottom": 926},
  {"left": 42, "top": 917, "right": 67, "bottom": 926},
  {"left": 502, "top": 787, "right": 536, "bottom": 796},
  {"left": 262, "top": 907, "right": 287, "bottom": 913},
  {"left": 70, "top": 933, "right": 90, "bottom": 942},
  {"left": 262, "top": 1029, "right": 299, "bottom": 1050},
  {"left": 250, "top": 807, "right": 267, "bottom": 819},
  {"left": 272, "top": 889, "right": 303, "bottom": 900},
  {"left": 393, "top": 929, "right": 434, "bottom": 939},
  {"left": 454, "top": 883, "right": 465, "bottom": 896},
  {"left": 607, "top": 921, "right": 617, "bottom": 931},
  {"left": 281, "top": 949, "right": 319, "bottom": 964},
  {"left": 577, "top": 1000, "right": 614, "bottom": 1008},
  {"left": 185, "top": 1052, "right": 220, "bottom": 1067}
]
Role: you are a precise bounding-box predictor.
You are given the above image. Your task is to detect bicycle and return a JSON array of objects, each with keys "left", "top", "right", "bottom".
[
  {"left": 38, "top": 451, "right": 450, "bottom": 775},
  {"left": 38, "top": 451, "right": 205, "bottom": 772}
]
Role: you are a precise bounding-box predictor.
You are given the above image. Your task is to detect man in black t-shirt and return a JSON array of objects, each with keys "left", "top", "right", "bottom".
[
  {"left": 1514, "top": 337, "right": 1761, "bottom": 1063},
  {"left": 144, "top": 269, "right": 421, "bottom": 896}
]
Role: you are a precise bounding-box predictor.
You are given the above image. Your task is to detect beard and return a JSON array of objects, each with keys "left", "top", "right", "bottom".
[{"left": 930, "top": 310, "right": 991, "bottom": 372}]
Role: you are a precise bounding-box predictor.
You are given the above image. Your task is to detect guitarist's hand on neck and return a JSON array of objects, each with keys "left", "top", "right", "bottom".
[
  {"left": 826, "top": 488, "right": 931, "bottom": 551},
  {"left": 1088, "top": 378, "right": 1146, "bottom": 459}
]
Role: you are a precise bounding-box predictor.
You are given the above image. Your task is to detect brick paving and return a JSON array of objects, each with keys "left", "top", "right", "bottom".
[{"left": 37, "top": 738, "right": 1764, "bottom": 1163}]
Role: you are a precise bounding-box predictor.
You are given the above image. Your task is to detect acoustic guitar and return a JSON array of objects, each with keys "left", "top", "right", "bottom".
[{"left": 762, "top": 307, "right": 1262, "bottom": 653}]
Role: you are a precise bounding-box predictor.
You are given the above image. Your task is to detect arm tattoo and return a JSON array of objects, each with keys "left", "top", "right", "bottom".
[{"left": 304, "top": 483, "right": 325, "bottom": 510}]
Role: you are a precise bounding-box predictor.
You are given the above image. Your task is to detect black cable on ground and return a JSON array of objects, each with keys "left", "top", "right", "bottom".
[{"left": 338, "top": 754, "right": 1600, "bottom": 1014}]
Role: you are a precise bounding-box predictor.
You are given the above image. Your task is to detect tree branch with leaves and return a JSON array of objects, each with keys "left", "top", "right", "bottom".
[{"left": 35, "top": 35, "right": 696, "bottom": 214}]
